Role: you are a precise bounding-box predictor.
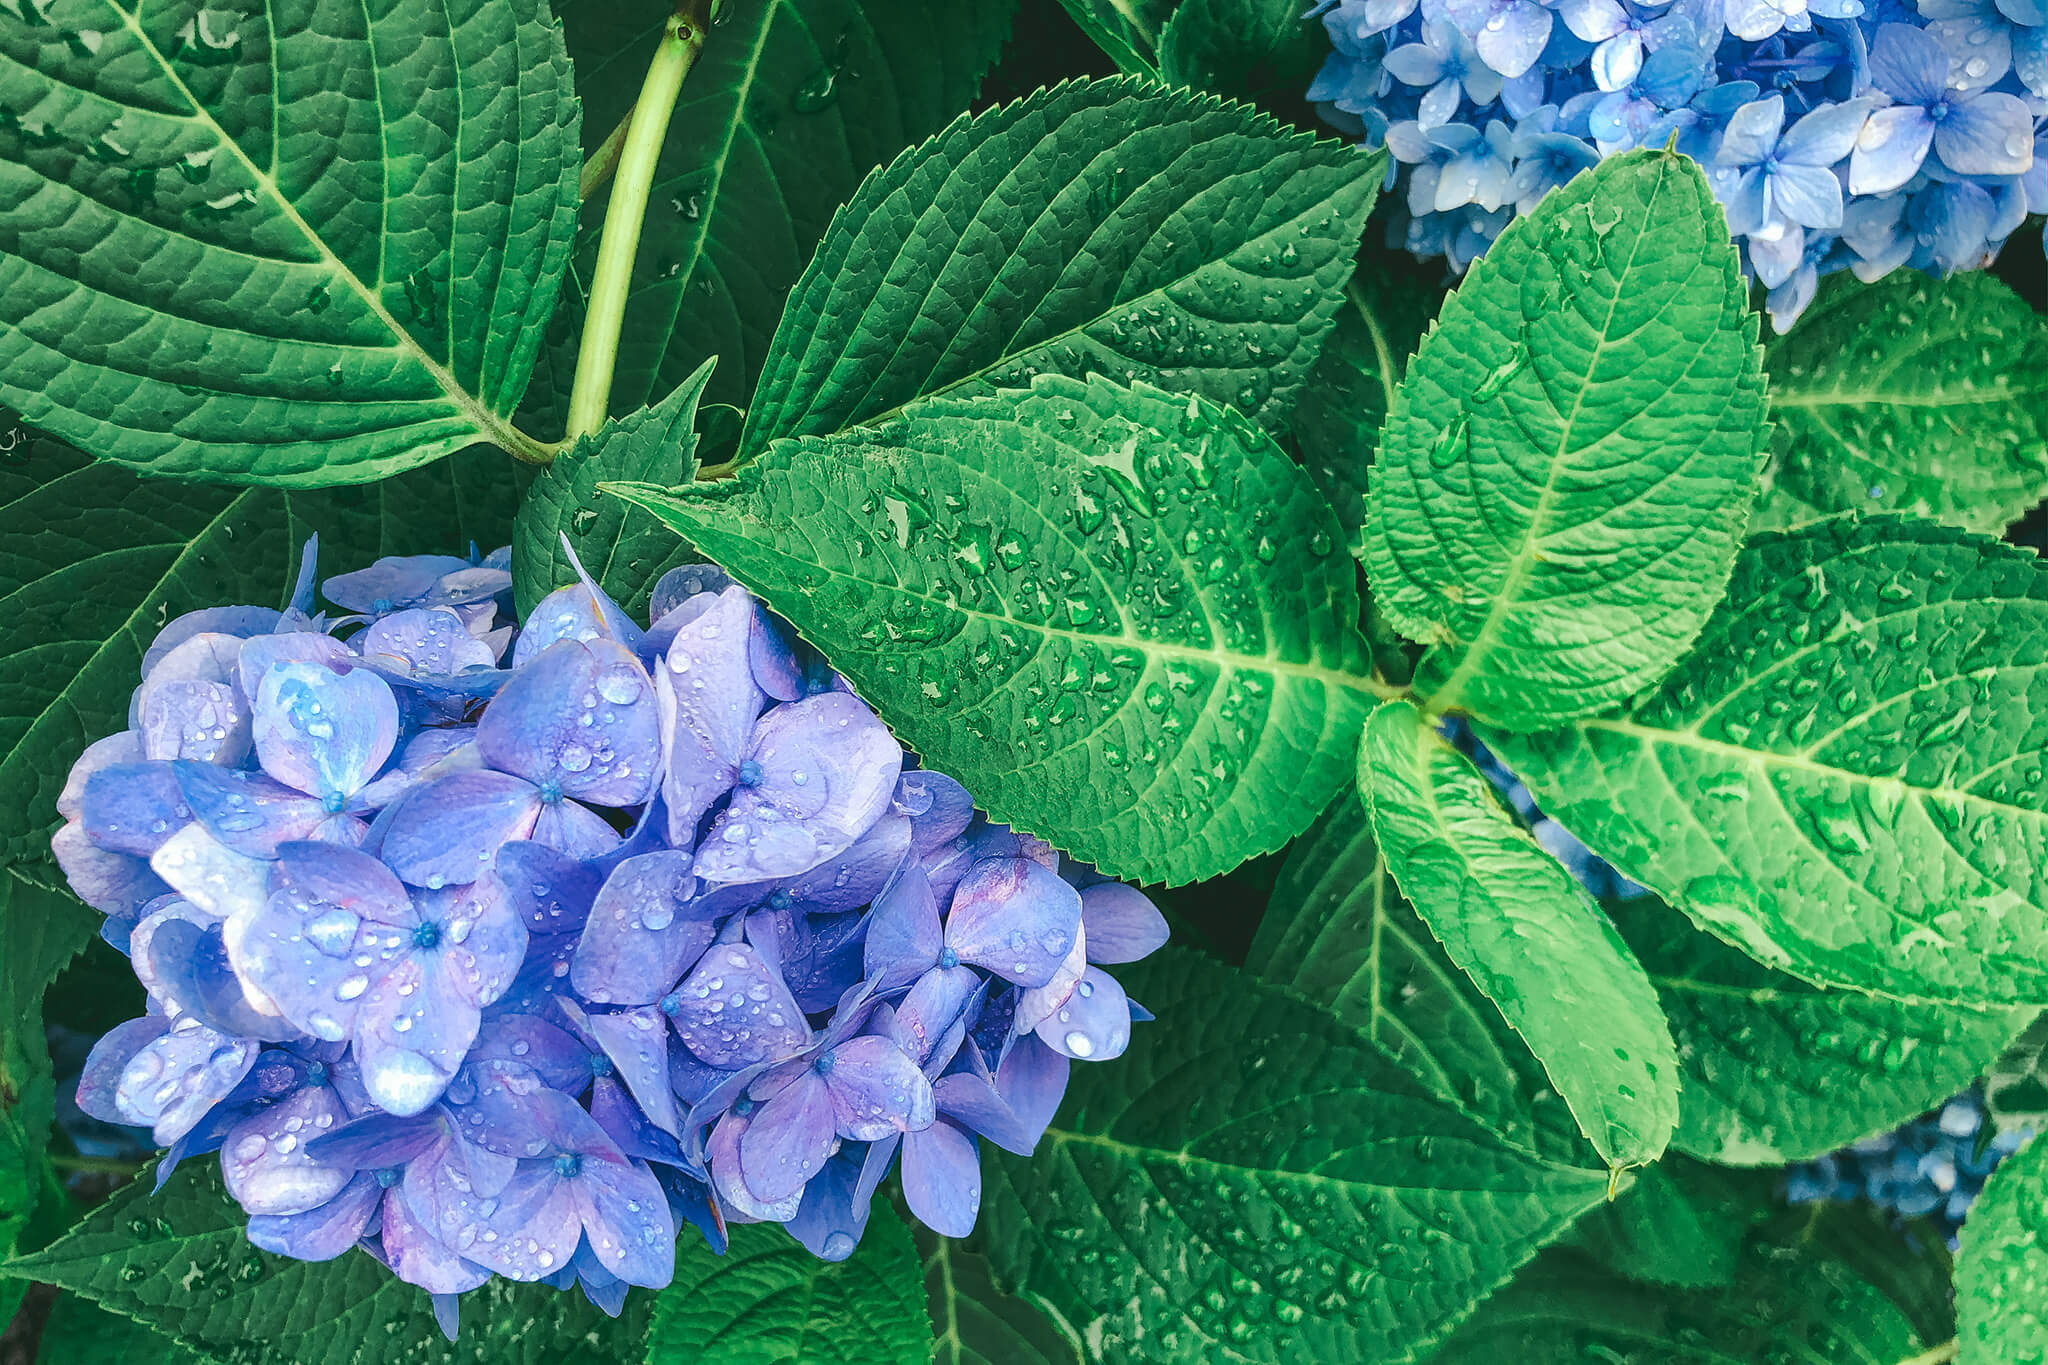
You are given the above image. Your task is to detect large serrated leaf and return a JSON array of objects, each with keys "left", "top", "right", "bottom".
[
  {"left": 980, "top": 948, "right": 1612, "bottom": 1365},
  {"left": 1156, "top": 0, "right": 1324, "bottom": 123},
  {"left": 1613, "top": 895, "right": 2030, "bottom": 1165},
  {"left": 1436, "top": 1205, "right": 1951, "bottom": 1363},
  {"left": 920, "top": 1229, "right": 1083, "bottom": 1365},
  {"left": 1759, "top": 270, "right": 2048, "bottom": 534},
  {"left": 1366, "top": 149, "right": 1768, "bottom": 730},
  {"left": 1957, "top": 1131, "right": 2048, "bottom": 1364},
  {"left": 648, "top": 1209, "right": 930, "bottom": 1365},
  {"left": 512, "top": 358, "right": 714, "bottom": 619},
  {"left": 1246, "top": 784, "right": 1589, "bottom": 1166},
  {"left": 527, "top": 0, "right": 1016, "bottom": 430},
  {"left": 0, "top": 0, "right": 578, "bottom": 484},
  {"left": 1487, "top": 515, "right": 2048, "bottom": 1006},
  {"left": 608, "top": 375, "right": 1375, "bottom": 886},
  {"left": 3, "top": 1164, "right": 649, "bottom": 1365},
  {"left": 1362, "top": 699, "right": 1678, "bottom": 1168},
  {"left": 739, "top": 77, "right": 1384, "bottom": 458},
  {"left": 0, "top": 873, "right": 94, "bottom": 1272},
  {"left": 0, "top": 433, "right": 525, "bottom": 868}
]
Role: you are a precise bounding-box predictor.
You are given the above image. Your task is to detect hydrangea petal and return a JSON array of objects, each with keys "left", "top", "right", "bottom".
[
  {"left": 356, "top": 957, "right": 478, "bottom": 1116},
  {"left": 480, "top": 640, "right": 660, "bottom": 805},
  {"left": 1078, "top": 882, "right": 1170, "bottom": 964},
  {"left": 381, "top": 771, "right": 542, "bottom": 889},
  {"left": 491, "top": 840, "right": 602, "bottom": 936},
  {"left": 1933, "top": 91, "right": 2036, "bottom": 175},
  {"left": 656, "top": 588, "right": 767, "bottom": 844},
  {"left": 706, "top": 1110, "right": 800, "bottom": 1222},
  {"left": 900, "top": 1118, "right": 980, "bottom": 1237},
  {"left": 172, "top": 763, "right": 329, "bottom": 858},
  {"left": 139, "top": 679, "right": 250, "bottom": 765},
  {"left": 738, "top": 1070, "right": 837, "bottom": 1203},
  {"left": 1034, "top": 966, "right": 1133, "bottom": 1062},
  {"left": 943, "top": 857, "right": 1083, "bottom": 988},
  {"left": 570, "top": 1150, "right": 675, "bottom": 1287},
  {"left": 245, "top": 1170, "right": 383, "bottom": 1261},
  {"left": 221, "top": 1084, "right": 353, "bottom": 1215},
  {"left": 382, "top": 1182, "right": 493, "bottom": 1293},
  {"left": 823, "top": 1035, "right": 934, "bottom": 1141},
  {"left": 77, "top": 1015, "right": 172, "bottom": 1124},
  {"left": 571, "top": 851, "right": 708, "bottom": 1006},
  {"left": 80, "top": 762, "right": 192, "bottom": 857},
  {"left": 862, "top": 866, "right": 943, "bottom": 991},
  {"left": 785, "top": 1156, "right": 869, "bottom": 1260},
  {"left": 117, "top": 1019, "right": 258, "bottom": 1145},
  {"left": 236, "top": 632, "right": 356, "bottom": 705}
]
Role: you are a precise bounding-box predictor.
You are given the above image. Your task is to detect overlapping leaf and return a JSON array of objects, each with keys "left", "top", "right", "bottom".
[
  {"left": 608, "top": 375, "right": 1375, "bottom": 886},
  {"left": 980, "top": 949, "right": 1613, "bottom": 1364},
  {"left": 1157, "top": 0, "right": 1324, "bottom": 122},
  {"left": 0, "top": 0, "right": 578, "bottom": 483},
  {"left": 740, "top": 77, "right": 1384, "bottom": 457},
  {"left": 5, "top": 1165, "right": 649, "bottom": 1365},
  {"left": 0, "top": 874, "right": 94, "bottom": 1281},
  {"left": 1759, "top": 270, "right": 2048, "bottom": 534},
  {"left": 513, "top": 359, "right": 714, "bottom": 618},
  {"left": 648, "top": 1209, "right": 930, "bottom": 1365},
  {"left": 1366, "top": 149, "right": 1768, "bottom": 729},
  {"left": 1613, "top": 896, "right": 2029, "bottom": 1164},
  {"left": 1051, "top": 0, "right": 1176, "bottom": 73},
  {"left": 0, "top": 434, "right": 525, "bottom": 868},
  {"left": 1489, "top": 515, "right": 2048, "bottom": 1006},
  {"left": 921, "top": 1230, "right": 1083, "bottom": 1365},
  {"left": 1958, "top": 1132, "right": 2048, "bottom": 1364},
  {"left": 1362, "top": 699, "right": 1678, "bottom": 1168},
  {"left": 1987, "top": 1015, "right": 2048, "bottom": 1135},
  {"left": 1564, "top": 1159, "right": 1769, "bottom": 1291}
]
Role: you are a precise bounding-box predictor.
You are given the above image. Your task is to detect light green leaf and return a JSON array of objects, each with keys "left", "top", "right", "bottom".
[
  {"left": 0, "top": 0, "right": 578, "bottom": 484},
  {"left": 1051, "top": 0, "right": 1175, "bottom": 73},
  {"left": 921, "top": 1229, "right": 1084, "bottom": 1365},
  {"left": 1563, "top": 1159, "right": 1770, "bottom": 1291},
  {"left": 1987, "top": 1015, "right": 2048, "bottom": 1136},
  {"left": 1289, "top": 267, "right": 1440, "bottom": 551},
  {"left": 739, "top": 77, "right": 1384, "bottom": 458},
  {"left": 982, "top": 948, "right": 1612, "bottom": 1364},
  {"left": 1612, "top": 895, "right": 2030, "bottom": 1165},
  {"left": 1246, "top": 783, "right": 1589, "bottom": 1166},
  {"left": 607, "top": 374, "right": 1375, "bottom": 886},
  {"left": 1366, "top": 149, "right": 1768, "bottom": 729},
  {"left": 0, "top": 872, "right": 94, "bottom": 1273},
  {"left": 1487, "top": 514, "right": 2048, "bottom": 1006},
  {"left": 648, "top": 1208, "right": 930, "bottom": 1365},
  {"left": 1362, "top": 699, "right": 1678, "bottom": 1168},
  {"left": 512, "top": 358, "right": 714, "bottom": 619},
  {"left": 1758, "top": 270, "right": 2048, "bottom": 534},
  {"left": 4, "top": 1163, "right": 649, "bottom": 1365},
  {"left": 1958, "top": 1131, "right": 2048, "bottom": 1364},
  {"left": 1157, "top": 0, "right": 1323, "bottom": 122},
  {"left": 1437, "top": 1205, "right": 1952, "bottom": 1363},
  {"left": 529, "top": 0, "right": 1016, "bottom": 429},
  {"left": 0, "top": 432, "right": 525, "bottom": 868}
]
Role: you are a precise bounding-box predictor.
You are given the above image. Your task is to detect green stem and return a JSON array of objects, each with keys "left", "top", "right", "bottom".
[
  {"left": 1893, "top": 1342, "right": 1958, "bottom": 1365},
  {"left": 47, "top": 1154, "right": 146, "bottom": 1176},
  {"left": 564, "top": 2, "right": 708, "bottom": 439}
]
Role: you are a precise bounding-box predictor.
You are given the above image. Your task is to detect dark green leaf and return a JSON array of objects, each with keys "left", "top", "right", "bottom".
[
  {"left": 1759, "top": 270, "right": 2048, "bottom": 534},
  {"left": 1361, "top": 699, "right": 1678, "bottom": 1168},
  {"left": 608, "top": 375, "right": 1375, "bottom": 886},
  {"left": 1957, "top": 1130, "right": 2048, "bottom": 1364},
  {"left": 0, "top": 435, "right": 525, "bottom": 867},
  {"left": 5, "top": 1164, "right": 649, "bottom": 1365},
  {"left": 740, "top": 77, "right": 1384, "bottom": 457},
  {"left": 1489, "top": 515, "right": 2048, "bottom": 1006},
  {"left": 1987, "top": 1015, "right": 2048, "bottom": 1135},
  {"left": 0, "top": 0, "right": 577, "bottom": 483},
  {"left": 1157, "top": 0, "right": 1324, "bottom": 124},
  {"left": 1050, "top": 0, "right": 1175, "bottom": 73},
  {"left": 981, "top": 948, "right": 1612, "bottom": 1364},
  {"left": 0, "top": 873, "right": 94, "bottom": 1269},
  {"left": 531, "top": 0, "right": 1017, "bottom": 430},
  {"left": 920, "top": 1229, "right": 1083, "bottom": 1365},
  {"left": 33, "top": 1294, "right": 203, "bottom": 1365},
  {"left": 1565, "top": 1158, "right": 1773, "bottom": 1291},
  {"left": 647, "top": 1206, "right": 930, "bottom": 1365},
  {"left": 1246, "top": 784, "right": 1589, "bottom": 1166},
  {"left": 1367, "top": 150, "right": 1768, "bottom": 729},
  {"left": 1613, "top": 895, "right": 2029, "bottom": 1164},
  {"left": 512, "top": 358, "right": 714, "bottom": 619}
]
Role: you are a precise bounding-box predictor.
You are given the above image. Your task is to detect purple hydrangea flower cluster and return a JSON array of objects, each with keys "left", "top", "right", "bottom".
[
  {"left": 1309, "top": 0, "right": 2046, "bottom": 328},
  {"left": 54, "top": 542, "right": 1164, "bottom": 1335}
]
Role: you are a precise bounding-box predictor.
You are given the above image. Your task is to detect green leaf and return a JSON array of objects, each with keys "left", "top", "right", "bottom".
[
  {"left": 1365, "top": 149, "right": 1768, "bottom": 729},
  {"left": 1246, "top": 783, "right": 1589, "bottom": 1166},
  {"left": 1487, "top": 514, "right": 2048, "bottom": 1006},
  {"left": 4, "top": 1163, "right": 649, "bottom": 1365},
  {"left": 0, "top": 434, "right": 525, "bottom": 867},
  {"left": 1958, "top": 1130, "right": 2048, "bottom": 1364},
  {"left": 1987, "top": 1015, "right": 2048, "bottom": 1135},
  {"left": 921, "top": 1230, "right": 1084, "bottom": 1365},
  {"left": 34, "top": 1295, "right": 204, "bottom": 1365},
  {"left": 531, "top": 0, "right": 1017, "bottom": 429},
  {"left": 1361, "top": 699, "right": 1678, "bottom": 1168},
  {"left": 1564, "top": 1158, "right": 1772, "bottom": 1291},
  {"left": 1758, "top": 270, "right": 2048, "bottom": 534},
  {"left": 1157, "top": 0, "right": 1323, "bottom": 123},
  {"left": 739, "top": 77, "right": 1385, "bottom": 458},
  {"left": 1436, "top": 1205, "right": 1951, "bottom": 1363},
  {"left": 1051, "top": 0, "right": 1175, "bottom": 73},
  {"left": 512, "top": 358, "right": 714, "bottom": 619},
  {"left": 0, "top": 872, "right": 94, "bottom": 1269},
  {"left": 647, "top": 1207, "right": 930, "bottom": 1365},
  {"left": 607, "top": 374, "right": 1376, "bottom": 886},
  {"left": 0, "top": 0, "right": 578, "bottom": 483},
  {"left": 1612, "top": 895, "right": 2030, "bottom": 1165},
  {"left": 1289, "top": 266, "right": 1440, "bottom": 551},
  {"left": 981, "top": 948, "right": 1613, "bottom": 1364}
]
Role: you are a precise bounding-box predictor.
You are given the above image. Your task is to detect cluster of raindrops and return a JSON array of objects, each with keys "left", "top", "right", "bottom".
[{"left": 54, "top": 539, "right": 1165, "bottom": 1335}]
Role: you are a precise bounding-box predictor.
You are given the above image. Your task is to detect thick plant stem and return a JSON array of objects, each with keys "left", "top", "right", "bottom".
[
  {"left": 1894, "top": 1342, "right": 1958, "bottom": 1365},
  {"left": 564, "top": 2, "right": 708, "bottom": 439}
]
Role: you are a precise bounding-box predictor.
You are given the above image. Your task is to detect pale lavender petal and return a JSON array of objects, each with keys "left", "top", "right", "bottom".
[
  {"left": 749, "top": 607, "right": 806, "bottom": 703},
  {"left": 571, "top": 1150, "right": 676, "bottom": 1286},
  {"left": 996, "top": 1035, "right": 1070, "bottom": 1148},
  {"left": 706, "top": 1110, "right": 800, "bottom": 1222},
  {"left": 480, "top": 640, "right": 661, "bottom": 805},
  {"left": 778, "top": 813, "right": 911, "bottom": 916},
  {"left": 1035, "top": 967, "right": 1133, "bottom": 1062},
  {"left": 1868, "top": 21, "right": 1949, "bottom": 103},
  {"left": 356, "top": 958, "right": 478, "bottom": 1115},
  {"left": 862, "top": 865, "right": 943, "bottom": 991},
  {"left": 900, "top": 1119, "right": 980, "bottom": 1237},
  {"left": 648, "top": 564, "right": 735, "bottom": 623},
  {"left": 582, "top": 1006, "right": 682, "bottom": 1137},
  {"left": 739, "top": 1070, "right": 838, "bottom": 1202},
  {"left": 149, "top": 825, "right": 269, "bottom": 930},
  {"left": 669, "top": 942, "right": 810, "bottom": 1068},
  {"left": 1557, "top": 0, "right": 1626, "bottom": 40},
  {"left": 59, "top": 733, "right": 143, "bottom": 821},
  {"left": 895, "top": 966, "right": 981, "bottom": 1065},
  {"left": 435, "top": 884, "right": 528, "bottom": 1010},
  {"left": 1770, "top": 162, "right": 1846, "bottom": 229},
  {"left": 1779, "top": 98, "right": 1873, "bottom": 166},
  {"left": 464, "top": 1013, "right": 592, "bottom": 1092},
  {"left": 491, "top": 840, "right": 602, "bottom": 936},
  {"left": 571, "top": 851, "right": 708, "bottom": 1006},
  {"left": 145, "top": 607, "right": 281, "bottom": 675},
  {"left": 1933, "top": 92, "right": 2036, "bottom": 175},
  {"left": 324, "top": 555, "right": 470, "bottom": 614},
  {"left": 53, "top": 822, "right": 169, "bottom": 919},
  {"left": 1716, "top": 95, "right": 1786, "bottom": 165},
  {"left": 656, "top": 588, "right": 767, "bottom": 845},
  {"left": 130, "top": 901, "right": 293, "bottom": 1041},
  {"left": 138, "top": 679, "right": 250, "bottom": 765},
  {"left": 1079, "top": 882, "right": 1169, "bottom": 964},
  {"left": 1013, "top": 928, "right": 1087, "bottom": 1036},
  {"left": 274, "top": 840, "right": 413, "bottom": 925},
  {"left": 245, "top": 1170, "right": 383, "bottom": 1260},
  {"left": 77, "top": 1015, "right": 171, "bottom": 1123},
  {"left": 382, "top": 1183, "right": 493, "bottom": 1293},
  {"left": 360, "top": 608, "right": 495, "bottom": 677},
  {"left": 117, "top": 1019, "right": 258, "bottom": 1145},
  {"left": 899, "top": 771, "right": 975, "bottom": 855},
  {"left": 220, "top": 1084, "right": 352, "bottom": 1214},
  {"left": 823, "top": 1035, "right": 934, "bottom": 1141},
  {"left": 80, "top": 762, "right": 191, "bottom": 856},
  {"left": 785, "top": 1157, "right": 869, "bottom": 1260},
  {"left": 530, "top": 798, "right": 625, "bottom": 862},
  {"left": 236, "top": 631, "right": 355, "bottom": 704},
  {"left": 932, "top": 1071, "right": 1038, "bottom": 1155},
  {"left": 308, "top": 1111, "right": 447, "bottom": 1169},
  {"left": 380, "top": 771, "right": 541, "bottom": 889},
  {"left": 943, "top": 858, "right": 1083, "bottom": 988},
  {"left": 1476, "top": 4, "right": 1552, "bottom": 77},
  {"left": 172, "top": 763, "right": 329, "bottom": 858}
]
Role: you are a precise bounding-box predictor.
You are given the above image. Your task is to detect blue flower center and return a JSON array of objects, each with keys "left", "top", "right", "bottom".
[
  {"left": 732, "top": 1096, "right": 756, "bottom": 1118},
  {"left": 768, "top": 890, "right": 793, "bottom": 912},
  {"left": 736, "top": 759, "right": 764, "bottom": 787},
  {"left": 813, "top": 1051, "right": 837, "bottom": 1076},
  {"left": 1929, "top": 99, "right": 1954, "bottom": 122},
  {"left": 372, "top": 597, "right": 395, "bottom": 613},
  {"left": 938, "top": 947, "right": 959, "bottom": 970},
  {"left": 412, "top": 921, "right": 442, "bottom": 950},
  {"left": 658, "top": 991, "right": 683, "bottom": 1016},
  {"left": 553, "top": 1152, "right": 583, "bottom": 1179},
  {"left": 588, "top": 1051, "right": 613, "bottom": 1079},
  {"left": 375, "top": 1167, "right": 400, "bottom": 1189},
  {"left": 537, "top": 779, "right": 564, "bottom": 805},
  {"left": 304, "top": 1061, "right": 329, "bottom": 1088},
  {"left": 1762, "top": 154, "right": 1781, "bottom": 174},
  {"left": 321, "top": 791, "right": 347, "bottom": 814}
]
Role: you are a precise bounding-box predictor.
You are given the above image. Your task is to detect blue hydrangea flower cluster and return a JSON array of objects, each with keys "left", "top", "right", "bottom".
[
  {"left": 1787, "top": 1090, "right": 2030, "bottom": 1236},
  {"left": 54, "top": 542, "right": 1164, "bottom": 1335},
  {"left": 1308, "top": 0, "right": 2046, "bottom": 328}
]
